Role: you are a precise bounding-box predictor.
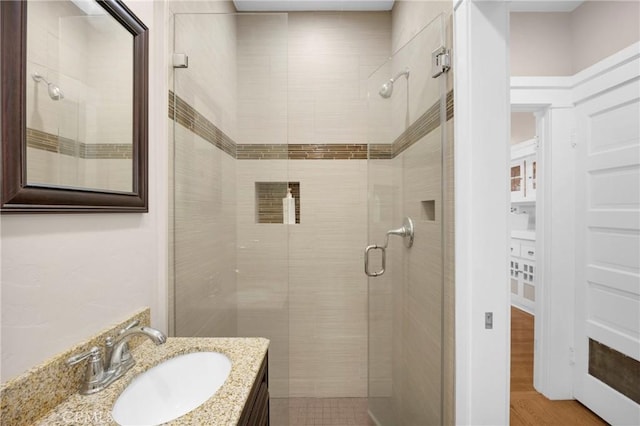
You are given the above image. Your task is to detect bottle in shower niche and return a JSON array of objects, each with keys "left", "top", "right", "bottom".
[{"left": 283, "top": 187, "right": 295, "bottom": 224}]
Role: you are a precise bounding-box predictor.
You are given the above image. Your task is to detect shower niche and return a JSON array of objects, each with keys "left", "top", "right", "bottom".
[
  {"left": 421, "top": 200, "right": 436, "bottom": 221},
  {"left": 255, "top": 182, "right": 300, "bottom": 224}
]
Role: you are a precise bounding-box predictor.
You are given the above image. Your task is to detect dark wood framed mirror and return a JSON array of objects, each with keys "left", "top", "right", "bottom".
[{"left": 1, "top": 0, "right": 148, "bottom": 213}]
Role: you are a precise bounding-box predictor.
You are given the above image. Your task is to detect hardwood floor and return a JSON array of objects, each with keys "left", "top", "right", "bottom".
[{"left": 510, "top": 307, "right": 608, "bottom": 426}]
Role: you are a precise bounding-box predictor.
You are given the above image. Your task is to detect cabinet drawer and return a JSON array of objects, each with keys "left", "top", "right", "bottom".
[
  {"left": 520, "top": 244, "right": 535, "bottom": 260},
  {"left": 510, "top": 242, "right": 521, "bottom": 257}
]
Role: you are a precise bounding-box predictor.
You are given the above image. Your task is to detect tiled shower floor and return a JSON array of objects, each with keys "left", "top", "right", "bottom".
[{"left": 270, "top": 398, "right": 375, "bottom": 426}]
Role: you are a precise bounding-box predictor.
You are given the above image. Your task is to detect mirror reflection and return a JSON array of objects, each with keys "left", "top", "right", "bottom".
[{"left": 26, "top": 0, "right": 133, "bottom": 192}]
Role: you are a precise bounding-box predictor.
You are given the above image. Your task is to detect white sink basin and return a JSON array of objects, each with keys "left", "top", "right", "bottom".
[{"left": 111, "top": 352, "right": 232, "bottom": 425}]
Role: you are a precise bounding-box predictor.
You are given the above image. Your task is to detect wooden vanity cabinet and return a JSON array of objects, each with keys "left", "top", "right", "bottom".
[{"left": 239, "top": 352, "right": 269, "bottom": 426}]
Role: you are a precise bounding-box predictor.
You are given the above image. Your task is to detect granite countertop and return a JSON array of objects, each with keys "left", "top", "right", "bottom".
[{"left": 36, "top": 337, "right": 269, "bottom": 426}]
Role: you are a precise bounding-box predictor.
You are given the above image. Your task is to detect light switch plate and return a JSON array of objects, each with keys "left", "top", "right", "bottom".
[{"left": 485, "top": 312, "right": 493, "bottom": 329}]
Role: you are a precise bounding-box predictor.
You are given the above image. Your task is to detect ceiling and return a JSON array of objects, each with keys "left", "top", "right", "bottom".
[
  {"left": 233, "top": 0, "right": 587, "bottom": 13},
  {"left": 510, "top": 1, "right": 584, "bottom": 13},
  {"left": 233, "top": 0, "right": 395, "bottom": 12}
]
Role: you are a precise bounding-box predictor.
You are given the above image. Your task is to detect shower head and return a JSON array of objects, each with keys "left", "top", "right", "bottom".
[
  {"left": 379, "top": 81, "right": 394, "bottom": 99},
  {"left": 378, "top": 67, "right": 410, "bottom": 99},
  {"left": 32, "top": 72, "right": 64, "bottom": 101}
]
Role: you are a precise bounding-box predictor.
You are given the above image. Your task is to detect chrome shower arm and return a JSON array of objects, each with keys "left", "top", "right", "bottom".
[
  {"left": 32, "top": 72, "right": 50, "bottom": 85},
  {"left": 32, "top": 72, "right": 64, "bottom": 100},
  {"left": 390, "top": 67, "right": 410, "bottom": 83}
]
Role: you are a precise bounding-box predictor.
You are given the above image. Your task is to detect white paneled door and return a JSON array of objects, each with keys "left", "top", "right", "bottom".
[{"left": 573, "top": 51, "right": 640, "bottom": 424}]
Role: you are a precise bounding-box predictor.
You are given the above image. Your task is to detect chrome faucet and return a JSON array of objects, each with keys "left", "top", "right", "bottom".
[
  {"left": 67, "top": 325, "right": 167, "bottom": 395},
  {"left": 108, "top": 326, "right": 166, "bottom": 373}
]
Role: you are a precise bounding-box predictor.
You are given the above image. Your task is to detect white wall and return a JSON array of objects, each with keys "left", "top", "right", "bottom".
[
  {"left": 510, "top": 12, "right": 573, "bottom": 76},
  {"left": 511, "top": 111, "right": 536, "bottom": 144},
  {"left": 0, "top": 0, "right": 168, "bottom": 383},
  {"left": 571, "top": 1, "right": 640, "bottom": 73},
  {"left": 511, "top": 1, "right": 640, "bottom": 76}
]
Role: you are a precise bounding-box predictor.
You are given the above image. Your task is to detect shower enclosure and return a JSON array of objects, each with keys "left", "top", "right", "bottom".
[
  {"left": 170, "top": 13, "right": 290, "bottom": 423},
  {"left": 170, "top": 10, "right": 452, "bottom": 426},
  {"left": 366, "top": 13, "right": 452, "bottom": 425}
]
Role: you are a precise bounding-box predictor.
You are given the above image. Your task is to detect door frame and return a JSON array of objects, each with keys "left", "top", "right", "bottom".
[
  {"left": 455, "top": 0, "right": 579, "bottom": 421},
  {"left": 453, "top": 1, "right": 511, "bottom": 424},
  {"left": 454, "top": 1, "right": 579, "bottom": 420},
  {"left": 455, "top": 0, "right": 640, "bottom": 422},
  {"left": 511, "top": 82, "right": 578, "bottom": 400}
]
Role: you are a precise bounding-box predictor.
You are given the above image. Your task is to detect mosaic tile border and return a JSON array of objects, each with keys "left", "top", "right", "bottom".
[
  {"left": 238, "top": 144, "right": 367, "bottom": 160},
  {"left": 237, "top": 144, "right": 287, "bottom": 160},
  {"left": 368, "top": 144, "right": 393, "bottom": 160},
  {"left": 26, "top": 128, "right": 133, "bottom": 160},
  {"left": 169, "top": 90, "right": 454, "bottom": 160},
  {"left": 169, "top": 91, "right": 237, "bottom": 158},
  {"left": 391, "top": 90, "right": 454, "bottom": 157}
]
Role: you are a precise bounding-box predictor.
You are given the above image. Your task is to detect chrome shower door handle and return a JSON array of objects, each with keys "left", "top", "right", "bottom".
[{"left": 364, "top": 244, "right": 386, "bottom": 277}]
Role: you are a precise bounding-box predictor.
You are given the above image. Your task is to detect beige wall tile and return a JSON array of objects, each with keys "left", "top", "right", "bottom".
[
  {"left": 236, "top": 160, "right": 290, "bottom": 396},
  {"left": 173, "top": 125, "right": 237, "bottom": 338},
  {"left": 367, "top": 2, "right": 454, "bottom": 424},
  {"left": 170, "top": 6, "right": 456, "bottom": 412},
  {"left": 170, "top": 8, "right": 240, "bottom": 341},
  {"left": 390, "top": 129, "right": 444, "bottom": 426},
  {"left": 391, "top": 1, "right": 451, "bottom": 54},
  {"left": 236, "top": 11, "right": 392, "bottom": 145},
  {"left": 168, "top": 0, "right": 237, "bottom": 14},
  {"left": 236, "top": 14, "right": 288, "bottom": 144},
  {"left": 237, "top": 159, "right": 368, "bottom": 397},
  {"left": 174, "top": 13, "right": 237, "bottom": 140},
  {"left": 390, "top": 16, "right": 443, "bottom": 142}
]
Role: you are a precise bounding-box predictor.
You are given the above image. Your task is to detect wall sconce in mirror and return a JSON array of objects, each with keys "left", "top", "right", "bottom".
[{"left": 1, "top": 0, "right": 148, "bottom": 213}]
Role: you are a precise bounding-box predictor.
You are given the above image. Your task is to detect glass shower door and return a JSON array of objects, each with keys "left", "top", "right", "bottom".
[
  {"left": 171, "top": 13, "right": 290, "bottom": 425},
  {"left": 366, "top": 14, "right": 450, "bottom": 426}
]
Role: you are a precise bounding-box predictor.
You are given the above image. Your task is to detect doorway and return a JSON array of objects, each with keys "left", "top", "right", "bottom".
[
  {"left": 508, "top": 2, "right": 640, "bottom": 424},
  {"left": 453, "top": 1, "right": 639, "bottom": 423}
]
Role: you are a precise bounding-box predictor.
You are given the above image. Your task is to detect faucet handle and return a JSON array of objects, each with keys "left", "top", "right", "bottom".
[
  {"left": 117, "top": 320, "right": 140, "bottom": 362},
  {"left": 67, "top": 346, "right": 102, "bottom": 366},
  {"left": 121, "top": 320, "right": 140, "bottom": 332},
  {"left": 66, "top": 346, "right": 106, "bottom": 395}
]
